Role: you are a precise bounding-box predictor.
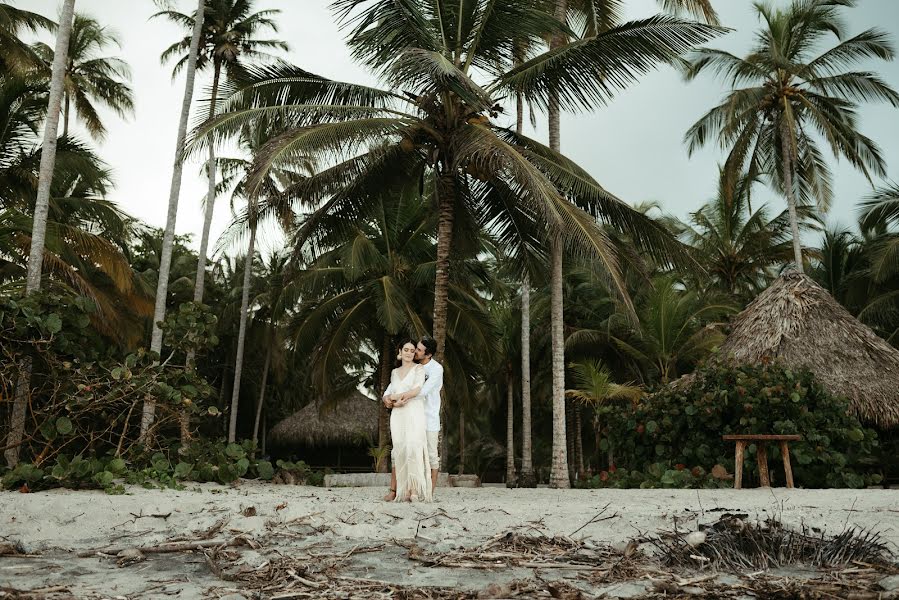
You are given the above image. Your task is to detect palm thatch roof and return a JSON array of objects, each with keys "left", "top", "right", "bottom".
[
  {"left": 712, "top": 270, "right": 899, "bottom": 429},
  {"left": 270, "top": 392, "right": 379, "bottom": 447}
]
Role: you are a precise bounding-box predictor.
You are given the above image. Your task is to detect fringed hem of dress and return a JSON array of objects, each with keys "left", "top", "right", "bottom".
[{"left": 394, "top": 445, "right": 433, "bottom": 503}]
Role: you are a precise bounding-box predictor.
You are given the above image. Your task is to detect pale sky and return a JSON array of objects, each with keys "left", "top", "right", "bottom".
[{"left": 25, "top": 0, "right": 899, "bottom": 256}]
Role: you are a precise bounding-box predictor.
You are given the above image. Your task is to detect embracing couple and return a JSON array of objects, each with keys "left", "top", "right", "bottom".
[{"left": 381, "top": 337, "right": 443, "bottom": 503}]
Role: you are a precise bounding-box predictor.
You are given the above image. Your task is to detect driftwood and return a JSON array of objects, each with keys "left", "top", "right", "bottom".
[{"left": 75, "top": 536, "right": 251, "bottom": 558}]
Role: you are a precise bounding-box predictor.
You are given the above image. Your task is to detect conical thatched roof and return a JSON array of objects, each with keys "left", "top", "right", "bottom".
[
  {"left": 713, "top": 270, "right": 899, "bottom": 429},
  {"left": 270, "top": 392, "right": 379, "bottom": 447}
]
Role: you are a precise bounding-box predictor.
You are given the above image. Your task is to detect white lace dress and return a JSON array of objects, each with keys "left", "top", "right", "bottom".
[{"left": 389, "top": 365, "right": 432, "bottom": 502}]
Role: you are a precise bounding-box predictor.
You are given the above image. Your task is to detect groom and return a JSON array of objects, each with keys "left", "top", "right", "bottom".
[{"left": 383, "top": 336, "right": 443, "bottom": 500}]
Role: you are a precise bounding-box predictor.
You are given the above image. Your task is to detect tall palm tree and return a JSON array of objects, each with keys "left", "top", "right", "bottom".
[
  {"left": 33, "top": 13, "right": 134, "bottom": 139},
  {"left": 191, "top": 0, "right": 718, "bottom": 468},
  {"left": 153, "top": 0, "right": 287, "bottom": 307},
  {"left": 142, "top": 0, "right": 205, "bottom": 438},
  {"left": 5, "top": 0, "right": 75, "bottom": 469},
  {"left": 685, "top": 0, "right": 899, "bottom": 273},
  {"left": 214, "top": 125, "right": 313, "bottom": 443},
  {"left": 543, "top": 0, "right": 721, "bottom": 488}
]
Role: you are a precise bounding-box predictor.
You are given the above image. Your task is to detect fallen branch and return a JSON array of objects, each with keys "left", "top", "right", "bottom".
[{"left": 76, "top": 536, "right": 247, "bottom": 558}]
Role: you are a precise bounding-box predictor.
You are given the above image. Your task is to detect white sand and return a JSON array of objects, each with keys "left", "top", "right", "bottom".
[{"left": 1, "top": 483, "right": 897, "bottom": 598}]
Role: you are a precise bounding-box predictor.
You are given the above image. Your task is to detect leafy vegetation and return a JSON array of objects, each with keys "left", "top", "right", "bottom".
[
  {"left": 2, "top": 0, "right": 898, "bottom": 490},
  {"left": 594, "top": 363, "right": 881, "bottom": 489}
]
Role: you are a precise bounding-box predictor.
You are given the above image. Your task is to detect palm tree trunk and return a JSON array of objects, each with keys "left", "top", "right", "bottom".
[
  {"left": 575, "top": 403, "right": 584, "bottom": 480},
  {"left": 519, "top": 279, "right": 535, "bottom": 486},
  {"left": 566, "top": 398, "right": 576, "bottom": 479},
  {"left": 63, "top": 94, "right": 70, "bottom": 138},
  {"left": 781, "top": 119, "right": 803, "bottom": 273},
  {"left": 377, "top": 334, "right": 392, "bottom": 471},
  {"left": 433, "top": 172, "right": 455, "bottom": 362},
  {"left": 515, "top": 48, "right": 536, "bottom": 487},
  {"left": 193, "top": 60, "right": 223, "bottom": 306},
  {"left": 228, "top": 221, "right": 256, "bottom": 443},
  {"left": 261, "top": 412, "right": 266, "bottom": 456},
  {"left": 549, "top": 241, "right": 569, "bottom": 488},
  {"left": 547, "top": 0, "right": 570, "bottom": 489},
  {"left": 505, "top": 368, "right": 517, "bottom": 487},
  {"left": 25, "top": 0, "right": 74, "bottom": 295},
  {"left": 142, "top": 0, "right": 206, "bottom": 438},
  {"left": 252, "top": 342, "right": 271, "bottom": 453},
  {"left": 434, "top": 171, "right": 455, "bottom": 472},
  {"left": 458, "top": 407, "right": 465, "bottom": 475},
  {"left": 6, "top": 0, "right": 76, "bottom": 469},
  {"left": 182, "top": 62, "right": 222, "bottom": 442}
]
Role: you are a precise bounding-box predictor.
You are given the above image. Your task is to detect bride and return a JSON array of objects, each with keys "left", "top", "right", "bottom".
[{"left": 383, "top": 339, "right": 433, "bottom": 502}]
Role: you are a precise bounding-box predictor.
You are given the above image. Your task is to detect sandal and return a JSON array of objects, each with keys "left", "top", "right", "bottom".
[{"left": 383, "top": 488, "right": 396, "bottom": 501}]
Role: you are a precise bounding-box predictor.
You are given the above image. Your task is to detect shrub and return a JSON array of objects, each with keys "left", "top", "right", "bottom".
[
  {"left": 1, "top": 439, "right": 277, "bottom": 493},
  {"left": 594, "top": 363, "right": 880, "bottom": 488}
]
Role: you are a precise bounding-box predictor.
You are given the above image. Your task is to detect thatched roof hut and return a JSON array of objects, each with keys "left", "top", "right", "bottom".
[
  {"left": 712, "top": 270, "right": 899, "bottom": 429},
  {"left": 270, "top": 392, "right": 379, "bottom": 447}
]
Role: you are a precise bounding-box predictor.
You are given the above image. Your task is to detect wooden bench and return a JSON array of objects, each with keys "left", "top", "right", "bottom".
[{"left": 722, "top": 434, "right": 802, "bottom": 489}]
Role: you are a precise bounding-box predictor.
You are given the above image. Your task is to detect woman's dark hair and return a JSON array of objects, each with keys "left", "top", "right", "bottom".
[
  {"left": 419, "top": 336, "right": 437, "bottom": 358},
  {"left": 395, "top": 338, "right": 417, "bottom": 367}
]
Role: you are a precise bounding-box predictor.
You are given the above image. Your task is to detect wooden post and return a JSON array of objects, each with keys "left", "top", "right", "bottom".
[
  {"left": 780, "top": 441, "right": 794, "bottom": 488},
  {"left": 756, "top": 443, "right": 770, "bottom": 487},
  {"left": 734, "top": 441, "right": 745, "bottom": 490}
]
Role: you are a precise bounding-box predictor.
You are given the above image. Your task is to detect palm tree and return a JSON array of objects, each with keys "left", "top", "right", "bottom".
[
  {"left": 142, "top": 0, "right": 206, "bottom": 438},
  {"left": 153, "top": 0, "right": 287, "bottom": 307},
  {"left": 33, "top": 13, "right": 134, "bottom": 139},
  {"left": 543, "top": 0, "right": 721, "bottom": 488},
  {"left": 685, "top": 0, "right": 899, "bottom": 273},
  {"left": 5, "top": 0, "right": 75, "bottom": 468},
  {"left": 565, "top": 359, "right": 642, "bottom": 471},
  {"left": 0, "top": 1, "right": 53, "bottom": 74},
  {"left": 213, "top": 125, "right": 314, "bottom": 443},
  {"left": 250, "top": 253, "right": 292, "bottom": 452},
  {"left": 677, "top": 169, "right": 817, "bottom": 301},
  {"left": 191, "top": 0, "right": 718, "bottom": 468},
  {"left": 610, "top": 276, "right": 734, "bottom": 384}
]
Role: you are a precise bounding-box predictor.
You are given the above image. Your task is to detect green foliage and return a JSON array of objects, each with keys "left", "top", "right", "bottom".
[
  {"left": 1, "top": 294, "right": 219, "bottom": 466},
  {"left": 0, "top": 439, "right": 277, "bottom": 493},
  {"left": 597, "top": 363, "right": 881, "bottom": 488},
  {"left": 578, "top": 462, "right": 729, "bottom": 490}
]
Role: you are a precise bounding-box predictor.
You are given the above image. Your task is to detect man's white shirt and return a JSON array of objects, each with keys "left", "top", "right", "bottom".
[{"left": 419, "top": 359, "right": 443, "bottom": 432}]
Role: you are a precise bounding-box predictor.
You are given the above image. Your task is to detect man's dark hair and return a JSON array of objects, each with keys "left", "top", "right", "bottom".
[{"left": 419, "top": 336, "right": 437, "bottom": 358}]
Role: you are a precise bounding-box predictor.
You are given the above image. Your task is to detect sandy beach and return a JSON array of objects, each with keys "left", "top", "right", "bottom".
[{"left": 1, "top": 483, "right": 897, "bottom": 598}]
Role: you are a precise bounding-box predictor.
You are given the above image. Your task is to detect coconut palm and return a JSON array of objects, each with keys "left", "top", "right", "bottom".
[
  {"left": 5, "top": 0, "right": 75, "bottom": 468},
  {"left": 33, "top": 13, "right": 134, "bottom": 139},
  {"left": 685, "top": 0, "right": 899, "bottom": 273},
  {"left": 153, "top": 0, "right": 287, "bottom": 307},
  {"left": 677, "top": 169, "right": 818, "bottom": 301},
  {"left": 542, "top": 0, "right": 720, "bottom": 488},
  {"left": 142, "top": 0, "right": 205, "bottom": 438},
  {"left": 212, "top": 123, "right": 315, "bottom": 443},
  {"left": 190, "top": 0, "right": 718, "bottom": 468},
  {"left": 0, "top": 1, "right": 53, "bottom": 74},
  {"left": 609, "top": 276, "right": 735, "bottom": 384}
]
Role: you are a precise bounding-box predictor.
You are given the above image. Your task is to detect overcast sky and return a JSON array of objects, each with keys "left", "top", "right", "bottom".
[{"left": 25, "top": 0, "right": 899, "bottom": 256}]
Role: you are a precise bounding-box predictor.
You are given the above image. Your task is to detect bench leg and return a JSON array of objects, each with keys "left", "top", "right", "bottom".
[
  {"left": 780, "top": 441, "right": 794, "bottom": 488},
  {"left": 757, "top": 443, "right": 770, "bottom": 487},
  {"left": 734, "top": 441, "right": 744, "bottom": 490}
]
